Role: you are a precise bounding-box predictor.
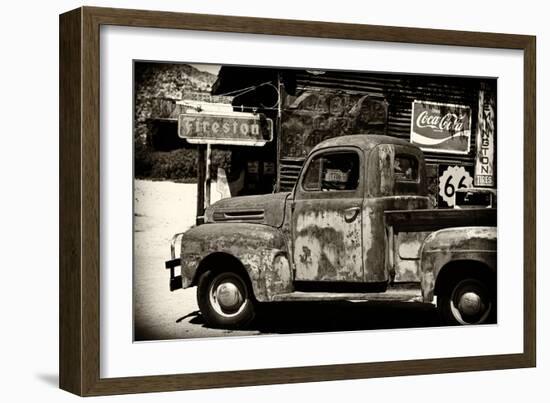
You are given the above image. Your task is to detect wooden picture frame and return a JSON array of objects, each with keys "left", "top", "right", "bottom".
[{"left": 59, "top": 6, "right": 536, "bottom": 396}]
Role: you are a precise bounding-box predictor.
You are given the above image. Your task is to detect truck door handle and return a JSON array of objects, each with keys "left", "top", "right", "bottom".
[{"left": 344, "top": 206, "right": 361, "bottom": 222}]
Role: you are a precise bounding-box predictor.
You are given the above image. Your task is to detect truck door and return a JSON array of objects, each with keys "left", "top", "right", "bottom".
[{"left": 291, "top": 147, "right": 364, "bottom": 282}]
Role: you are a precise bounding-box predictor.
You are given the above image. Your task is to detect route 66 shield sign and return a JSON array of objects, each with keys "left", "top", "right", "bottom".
[{"left": 438, "top": 165, "right": 474, "bottom": 207}]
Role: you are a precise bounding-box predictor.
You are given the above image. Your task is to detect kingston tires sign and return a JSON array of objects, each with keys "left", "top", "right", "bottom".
[
  {"left": 410, "top": 101, "right": 472, "bottom": 154},
  {"left": 178, "top": 113, "right": 273, "bottom": 146}
]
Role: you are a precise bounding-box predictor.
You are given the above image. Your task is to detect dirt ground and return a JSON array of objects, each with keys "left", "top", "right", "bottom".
[
  {"left": 133, "top": 179, "right": 441, "bottom": 342},
  {"left": 133, "top": 179, "right": 258, "bottom": 340}
]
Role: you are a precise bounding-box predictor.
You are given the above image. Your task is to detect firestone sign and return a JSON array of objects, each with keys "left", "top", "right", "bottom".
[
  {"left": 410, "top": 101, "right": 472, "bottom": 155},
  {"left": 178, "top": 113, "right": 273, "bottom": 146}
]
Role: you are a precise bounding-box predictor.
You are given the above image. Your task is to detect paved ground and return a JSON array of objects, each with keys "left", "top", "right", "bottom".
[{"left": 133, "top": 179, "right": 441, "bottom": 342}]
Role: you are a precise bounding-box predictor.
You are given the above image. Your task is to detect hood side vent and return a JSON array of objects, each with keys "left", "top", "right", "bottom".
[{"left": 212, "top": 209, "right": 265, "bottom": 222}]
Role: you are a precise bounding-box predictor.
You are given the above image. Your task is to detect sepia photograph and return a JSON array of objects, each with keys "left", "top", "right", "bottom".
[{"left": 133, "top": 61, "right": 497, "bottom": 342}]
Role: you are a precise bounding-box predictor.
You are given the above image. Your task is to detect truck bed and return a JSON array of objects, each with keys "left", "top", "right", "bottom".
[{"left": 384, "top": 208, "right": 497, "bottom": 233}]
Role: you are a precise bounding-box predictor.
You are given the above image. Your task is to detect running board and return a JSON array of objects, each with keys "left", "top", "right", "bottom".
[{"left": 272, "top": 288, "right": 423, "bottom": 302}]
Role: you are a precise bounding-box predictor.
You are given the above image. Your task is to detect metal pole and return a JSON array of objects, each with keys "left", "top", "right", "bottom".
[
  {"left": 275, "top": 72, "right": 282, "bottom": 193},
  {"left": 196, "top": 144, "right": 206, "bottom": 225},
  {"left": 205, "top": 143, "right": 212, "bottom": 207}
]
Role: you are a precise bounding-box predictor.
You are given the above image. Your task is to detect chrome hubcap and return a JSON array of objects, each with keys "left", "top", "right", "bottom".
[
  {"left": 457, "top": 292, "right": 482, "bottom": 316},
  {"left": 450, "top": 278, "right": 492, "bottom": 325},
  {"left": 209, "top": 273, "right": 248, "bottom": 318},
  {"left": 215, "top": 282, "right": 243, "bottom": 310}
]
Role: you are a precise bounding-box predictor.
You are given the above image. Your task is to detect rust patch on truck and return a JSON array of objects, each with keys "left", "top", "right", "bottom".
[
  {"left": 267, "top": 253, "right": 292, "bottom": 294},
  {"left": 293, "top": 208, "right": 363, "bottom": 282},
  {"left": 362, "top": 204, "right": 384, "bottom": 282},
  {"left": 393, "top": 231, "right": 431, "bottom": 282},
  {"left": 377, "top": 144, "right": 394, "bottom": 196},
  {"left": 397, "top": 232, "right": 424, "bottom": 259},
  {"left": 299, "top": 246, "right": 312, "bottom": 265}
]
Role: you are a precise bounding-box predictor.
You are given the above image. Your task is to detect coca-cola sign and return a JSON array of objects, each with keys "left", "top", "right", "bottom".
[{"left": 410, "top": 101, "right": 471, "bottom": 154}]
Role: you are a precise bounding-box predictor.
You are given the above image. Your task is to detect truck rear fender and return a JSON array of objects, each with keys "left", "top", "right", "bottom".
[
  {"left": 180, "top": 223, "right": 293, "bottom": 302},
  {"left": 420, "top": 227, "right": 496, "bottom": 302}
]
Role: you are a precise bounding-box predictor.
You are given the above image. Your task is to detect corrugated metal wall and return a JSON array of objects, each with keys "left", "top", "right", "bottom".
[{"left": 278, "top": 70, "right": 481, "bottom": 192}]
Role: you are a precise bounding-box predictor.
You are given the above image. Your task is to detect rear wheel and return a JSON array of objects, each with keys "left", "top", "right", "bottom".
[
  {"left": 438, "top": 273, "right": 495, "bottom": 325},
  {"left": 197, "top": 269, "right": 255, "bottom": 329}
]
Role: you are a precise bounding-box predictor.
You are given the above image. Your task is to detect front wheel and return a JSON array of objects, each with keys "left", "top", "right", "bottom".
[
  {"left": 438, "top": 274, "right": 496, "bottom": 325},
  {"left": 197, "top": 269, "right": 256, "bottom": 329}
]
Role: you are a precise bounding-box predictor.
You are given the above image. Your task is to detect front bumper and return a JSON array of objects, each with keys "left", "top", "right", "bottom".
[
  {"left": 164, "top": 232, "right": 184, "bottom": 291},
  {"left": 165, "top": 258, "right": 182, "bottom": 291}
]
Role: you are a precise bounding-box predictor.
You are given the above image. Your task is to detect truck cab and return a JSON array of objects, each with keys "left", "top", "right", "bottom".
[
  {"left": 290, "top": 135, "right": 429, "bottom": 285},
  {"left": 165, "top": 135, "right": 496, "bottom": 329}
]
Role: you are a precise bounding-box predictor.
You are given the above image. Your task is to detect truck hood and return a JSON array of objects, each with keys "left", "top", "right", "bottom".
[{"left": 205, "top": 192, "right": 291, "bottom": 228}]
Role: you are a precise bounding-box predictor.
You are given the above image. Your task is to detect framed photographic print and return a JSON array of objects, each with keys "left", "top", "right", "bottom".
[{"left": 59, "top": 6, "right": 536, "bottom": 396}]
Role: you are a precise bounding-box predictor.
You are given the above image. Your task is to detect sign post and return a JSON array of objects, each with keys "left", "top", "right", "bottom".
[
  {"left": 205, "top": 143, "right": 212, "bottom": 208},
  {"left": 196, "top": 145, "right": 206, "bottom": 223}
]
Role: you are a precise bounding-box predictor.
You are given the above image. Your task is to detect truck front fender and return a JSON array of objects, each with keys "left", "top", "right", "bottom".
[
  {"left": 420, "top": 226, "right": 497, "bottom": 302},
  {"left": 179, "top": 223, "right": 293, "bottom": 302}
]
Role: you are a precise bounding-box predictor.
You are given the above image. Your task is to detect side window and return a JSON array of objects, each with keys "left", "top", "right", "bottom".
[
  {"left": 394, "top": 154, "right": 418, "bottom": 182},
  {"left": 302, "top": 156, "right": 322, "bottom": 190},
  {"left": 302, "top": 152, "right": 360, "bottom": 191}
]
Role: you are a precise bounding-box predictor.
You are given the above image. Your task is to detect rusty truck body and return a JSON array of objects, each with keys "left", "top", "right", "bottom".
[{"left": 165, "top": 135, "right": 497, "bottom": 328}]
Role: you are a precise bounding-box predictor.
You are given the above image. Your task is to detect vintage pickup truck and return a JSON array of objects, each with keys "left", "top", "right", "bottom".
[{"left": 165, "top": 135, "right": 497, "bottom": 328}]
